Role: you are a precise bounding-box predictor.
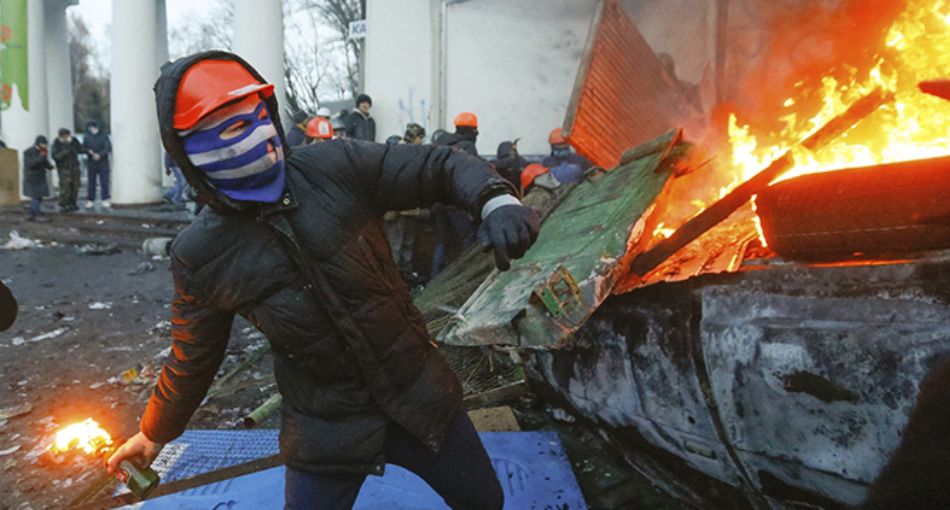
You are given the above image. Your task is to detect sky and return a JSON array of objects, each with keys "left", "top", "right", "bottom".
[{"left": 69, "top": 0, "right": 215, "bottom": 52}]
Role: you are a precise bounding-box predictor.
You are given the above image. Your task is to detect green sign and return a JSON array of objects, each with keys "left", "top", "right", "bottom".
[{"left": 0, "top": 0, "right": 28, "bottom": 111}]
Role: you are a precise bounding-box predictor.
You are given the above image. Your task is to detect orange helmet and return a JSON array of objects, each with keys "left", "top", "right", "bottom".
[
  {"left": 548, "top": 128, "right": 566, "bottom": 145},
  {"left": 306, "top": 117, "right": 334, "bottom": 139},
  {"left": 454, "top": 112, "right": 478, "bottom": 128},
  {"left": 174, "top": 60, "right": 274, "bottom": 130},
  {"left": 521, "top": 163, "right": 549, "bottom": 190}
]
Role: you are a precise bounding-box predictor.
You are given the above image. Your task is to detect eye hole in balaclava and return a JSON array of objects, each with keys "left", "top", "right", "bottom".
[{"left": 180, "top": 95, "right": 285, "bottom": 203}]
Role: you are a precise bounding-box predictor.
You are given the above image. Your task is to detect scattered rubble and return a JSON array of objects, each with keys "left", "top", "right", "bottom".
[{"left": 1, "top": 231, "right": 36, "bottom": 250}]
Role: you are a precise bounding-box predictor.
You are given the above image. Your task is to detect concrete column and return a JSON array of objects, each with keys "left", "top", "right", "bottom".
[
  {"left": 45, "top": 0, "right": 78, "bottom": 193},
  {"left": 110, "top": 0, "right": 162, "bottom": 204},
  {"left": 156, "top": 0, "right": 172, "bottom": 188},
  {"left": 232, "top": 0, "right": 286, "bottom": 123},
  {"left": 45, "top": 0, "right": 76, "bottom": 136}
]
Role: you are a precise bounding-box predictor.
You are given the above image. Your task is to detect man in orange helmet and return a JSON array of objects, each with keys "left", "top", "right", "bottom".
[
  {"left": 542, "top": 127, "right": 592, "bottom": 185},
  {"left": 303, "top": 116, "right": 334, "bottom": 145},
  {"left": 106, "top": 51, "right": 540, "bottom": 510},
  {"left": 436, "top": 112, "right": 480, "bottom": 157}
]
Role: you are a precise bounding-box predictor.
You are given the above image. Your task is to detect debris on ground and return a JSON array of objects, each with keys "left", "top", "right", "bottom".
[
  {"left": 467, "top": 406, "right": 521, "bottom": 432},
  {"left": 77, "top": 242, "right": 121, "bottom": 255},
  {"left": 127, "top": 261, "right": 155, "bottom": 275},
  {"left": 30, "top": 327, "right": 68, "bottom": 342},
  {"left": 88, "top": 302, "right": 112, "bottom": 310},
  {"left": 1, "top": 231, "right": 36, "bottom": 250},
  {"left": 0, "top": 403, "right": 32, "bottom": 421},
  {"left": 0, "top": 446, "right": 21, "bottom": 456}
]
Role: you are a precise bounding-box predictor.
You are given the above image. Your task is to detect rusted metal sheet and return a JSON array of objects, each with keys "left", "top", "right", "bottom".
[
  {"left": 438, "top": 129, "right": 681, "bottom": 349},
  {"left": 524, "top": 251, "right": 950, "bottom": 506},
  {"left": 562, "top": 0, "right": 693, "bottom": 170},
  {"left": 757, "top": 155, "right": 950, "bottom": 259}
]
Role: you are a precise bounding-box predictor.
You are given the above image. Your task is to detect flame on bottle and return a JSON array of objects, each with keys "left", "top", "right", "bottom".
[{"left": 49, "top": 418, "right": 113, "bottom": 456}]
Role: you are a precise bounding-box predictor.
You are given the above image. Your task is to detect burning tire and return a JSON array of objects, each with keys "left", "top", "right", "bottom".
[{"left": 756, "top": 155, "right": 950, "bottom": 259}]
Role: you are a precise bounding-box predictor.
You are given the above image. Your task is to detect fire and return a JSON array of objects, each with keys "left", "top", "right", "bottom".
[
  {"left": 49, "top": 418, "right": 113, "bottom": 456},
  {"left": 653, "top": 222, "right": 676, "bottom": 239},
  {"left": 727, "top": 0, "right": 950, "bottom": 187}
]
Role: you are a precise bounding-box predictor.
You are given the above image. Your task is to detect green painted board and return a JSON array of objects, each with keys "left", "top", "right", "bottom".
[{"left": 439, "top": 130, "right": 680, "bottom": 349}]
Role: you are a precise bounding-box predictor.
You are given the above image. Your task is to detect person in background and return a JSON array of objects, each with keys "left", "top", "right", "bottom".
[
  {"left": 541, "top": 128, "right": 592, "bottom": 185},
  {"left": 430, "top": 129, "right": 447, "bottom": 145},
  {"left": 51, "top": 128, "right": 84, "bottom": 212},
  {"left": 164, "top": 152, "right": 187, "bottom": 204},
  {"left": 23, "top": 136, "right": 54, "bottom": 222},
  {"left": 82, "top": 120, "right": 112, "bottom": 209},
  {"left": 489, "top": 139, "right": 528, "bottom": 195},
  {"left": 303, "top": 116, "right": 334, "bottom": 145},
  {"left": 436, "top": 113, "right": 479, "bottom": 157},
  {"left": 385, "top": 123, "right": 431, "bottom": 283},
  {"left": 330, "top": 116, "right": 348, "bottom": 139},
  {"left": 344, "top": 93, "right": 376, "bottom": 141},
  {"left": 403, "top": 123, "right": 426, "bottom": 145},
  {"left": 287, "top": 110, "right": 311, "bottom": 147}
]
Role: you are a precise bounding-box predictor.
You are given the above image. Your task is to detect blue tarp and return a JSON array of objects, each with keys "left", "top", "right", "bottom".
[{"left": 137, "top": 430, "right": 585, "bottom": 510}]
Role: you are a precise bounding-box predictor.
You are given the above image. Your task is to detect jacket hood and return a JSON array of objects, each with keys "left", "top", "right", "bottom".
[{"left": 154, "top": 50, "right": 290, "bottom": 212}]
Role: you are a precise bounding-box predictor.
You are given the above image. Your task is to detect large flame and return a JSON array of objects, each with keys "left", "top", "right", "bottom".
[
  {"left": 650, "top": 0, "right": 950, "bottom": 244},
  {"left": 49, "top": 418, "right": 113, "bottom": 456},
  {"left": 729, "top": 0, "right": 950, "bottom": 185}
]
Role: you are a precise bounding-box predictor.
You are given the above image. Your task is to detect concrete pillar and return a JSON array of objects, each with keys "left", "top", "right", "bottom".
[
  {"left": 110, "top": 0, "right": 162, "bottom": 204},
  {"left": 232, "top": 0, "right": 287, "bottom": 123},
  {"left": 156, "top": 0, "right": 172, "bottom": 188},
  {"left": 45, "top": 0, "right": 78, "bottom": 193},
  {"left": 45, "top": 0, "right": 76, "bottom": 136}
]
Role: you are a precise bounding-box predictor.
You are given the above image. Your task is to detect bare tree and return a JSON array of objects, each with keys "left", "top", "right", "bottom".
[
  {"left": 297, "top": 0, "right": 362, "bottom": 98},
  {"left": 283, "top": 1, "right": 335, "bottom": 114},
  {"left": 168, "top": 0, "right": 233, "bottom": 59},
  {"left": 163, "top": 0, "right": 354, "bottom": 115},
  {"left": 69, "top": 13, "right": 110, "bottom": 133}
]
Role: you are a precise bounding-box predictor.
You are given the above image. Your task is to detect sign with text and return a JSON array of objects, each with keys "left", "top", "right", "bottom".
[{"left": 349, "top": 20, "right": 367, "bottom": 40}]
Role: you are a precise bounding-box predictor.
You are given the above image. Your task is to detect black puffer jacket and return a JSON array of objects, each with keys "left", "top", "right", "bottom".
[
  {"left": 144, "top": 51, "right": 516, "bottom": 475},
  {"left": 436, "top": 130, "right": 479, "bottom": 158}
]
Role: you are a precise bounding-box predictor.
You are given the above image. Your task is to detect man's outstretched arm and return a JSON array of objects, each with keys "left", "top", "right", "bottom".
[{"left": 108, "top": 285, "right": 233, "bottom": 470}]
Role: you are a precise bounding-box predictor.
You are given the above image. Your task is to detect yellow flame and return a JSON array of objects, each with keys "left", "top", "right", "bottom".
[
  {"left": 653, "top": 222, "right": 676, "bottom": 239},
  {"left": 49, "top": 418, "right": 113, "bottom": 455},
  {"left": 728, "top": 0, "right": 950, "bottom": 188}
]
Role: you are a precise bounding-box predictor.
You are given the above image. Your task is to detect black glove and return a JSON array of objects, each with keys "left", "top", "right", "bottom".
[{"left": 477, "top": 204, "right": 540, "bottom": 271}]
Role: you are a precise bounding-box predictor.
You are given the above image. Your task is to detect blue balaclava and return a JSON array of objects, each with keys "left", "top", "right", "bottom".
[{"left": 180, "top": 95, "right": 285, "bottom": 203}]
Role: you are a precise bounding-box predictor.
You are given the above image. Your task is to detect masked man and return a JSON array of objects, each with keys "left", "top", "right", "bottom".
[{"left": 106, "top": 51, "right": 539, "bottom": 510}]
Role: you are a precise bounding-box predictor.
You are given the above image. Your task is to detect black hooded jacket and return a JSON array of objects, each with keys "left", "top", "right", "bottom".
[
  {"left": 147, "top": 51, "right": 516, "bottom": 475},
  {"left": 435, "top": 128, "right": 478, "bottom": 158}
]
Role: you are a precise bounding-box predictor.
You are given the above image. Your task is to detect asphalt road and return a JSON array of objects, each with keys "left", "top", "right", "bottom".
[{"left": 0, "top": 243, "right": 269, "bottom": 509}]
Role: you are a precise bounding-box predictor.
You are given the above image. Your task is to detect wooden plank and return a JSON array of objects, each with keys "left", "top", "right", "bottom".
[{"left": 67, "top": 454, "right": 284, "bottom": 510}]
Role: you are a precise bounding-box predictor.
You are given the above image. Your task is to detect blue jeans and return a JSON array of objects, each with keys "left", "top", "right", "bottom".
[
  {"left": 87, "top": 164, "right": 110, "bottom": 201},
  {"left": 164, "top": 165, "right": 186, "bottom": 203},
  {"left": 284, "top": 409, "right": 503, "bottom": 510},
  {"left": 29, "top": 197, "right": 42, "bottom": 217}
]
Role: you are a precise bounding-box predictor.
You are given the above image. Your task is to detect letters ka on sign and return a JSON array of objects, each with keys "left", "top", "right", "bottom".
[{"left": 349, "top": 20, "right": 367, "bottom": 40}]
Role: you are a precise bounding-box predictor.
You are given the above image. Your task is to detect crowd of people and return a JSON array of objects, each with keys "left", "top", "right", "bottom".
[
  {"left": 13, "top": 121, "right": 113, "bottom": 222},
  {"left": 284, "top": 95, "right": 596, "bottom": 283}
]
